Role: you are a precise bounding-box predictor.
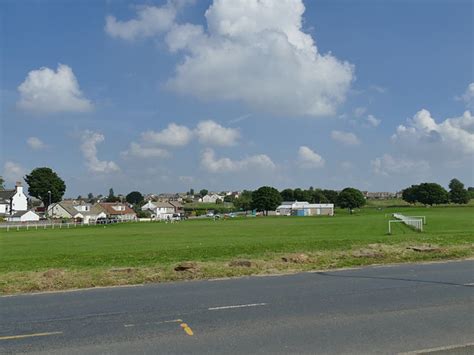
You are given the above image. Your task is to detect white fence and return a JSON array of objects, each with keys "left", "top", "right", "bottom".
[
  {"left": 388, "top": 213, "right": 425, "bottom": 234},
  {"left": 0, "top": 219, "right": 138, "bottom": 232}
]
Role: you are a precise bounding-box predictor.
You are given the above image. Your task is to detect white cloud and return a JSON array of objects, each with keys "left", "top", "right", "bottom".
[
  {"left": 392, "top": 109, "right": 474, "bottom": 155},
  {"left": 371, "top": 154, "right": 430, "bottom": 176},
  {"left": 354, "top": 107, "right": 367, "bottom": 118},
  {"left": 26, "top": 137, "right": 46, "bottom": 150},
  {"left": 121, "top": 142, "right": 170, "bottom": 159},
  {"left": 142, "top": 123, "right": 193, "bottom": 147},
  {"left": 2, "top": 161, "right": 26, "bottom": 184},
  {"left": 17, "top": 64, "right": 92, "bottom": 114},
  {"left": 195, "top": 120, "right": 240, "bottom": 146},
  {"left": 366, "top": 114, "right": 381, "bottom": 127},
  {"left": 297, "top": 146, "right": 325, "bottom": 168},
  {"left": 201, "top": 148, "right": 275, "bottom": 173},
  {"left": 106, "top": 0, "right": 353, "bottom": 117},
  {"left": 460, "top": 83, "right": 474, "bottom": 109},
  {"left": 105, "top": 4, "right": 177, "bottom": 40},
  {"left": 80, "top": 130, "right": 120, "bottom": 173},
  {"left": 331, "top": 130, "right": 360, "bottom": 146}
]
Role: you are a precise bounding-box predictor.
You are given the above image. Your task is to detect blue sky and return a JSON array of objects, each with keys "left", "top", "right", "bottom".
[{"left": 1, "top": 0, "right": 473, "bottom": 197}]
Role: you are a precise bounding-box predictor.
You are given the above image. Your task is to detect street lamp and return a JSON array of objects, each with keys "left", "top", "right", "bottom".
[{"left": 48, "top": 191, "right": 51, "bottom": 219}]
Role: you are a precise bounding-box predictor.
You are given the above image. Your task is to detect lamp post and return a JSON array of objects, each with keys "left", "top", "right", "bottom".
[{"left": 48, "top": 191, "right": 51, "bottom": 219}]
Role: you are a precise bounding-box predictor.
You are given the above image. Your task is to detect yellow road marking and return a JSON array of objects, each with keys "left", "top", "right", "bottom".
[
  {"left": 0, "top": 331, "right": 63, "bottom": 341},
  {"left": 180, "top": 323, "right": 194, "bottom": 336}
]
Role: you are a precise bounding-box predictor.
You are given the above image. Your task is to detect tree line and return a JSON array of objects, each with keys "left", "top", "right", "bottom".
[
  {"left": 1, "top": 167, "right": 472, "bottom": 213},
  {"left": 401, "top": 179, "right": 471, "bottom": 206}
]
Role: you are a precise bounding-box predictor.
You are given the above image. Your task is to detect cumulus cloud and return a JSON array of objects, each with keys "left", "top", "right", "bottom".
[
  {"left": 366, "top": 114, "right": 381, "bottom": 127},
  {"left": 108, "top": 0, "right": 354, "bottom": 117},
  {"left": 26, "top": 137, "right": 46, "bottom": 150},
  {"left": 460, "top": 83, "right": 474, "bottom": 109},
  {"left": 17, "top": 64, "right": 92, "bottom": 114},
  {"left": 331, "top": 130, "right": 360, "bottom": 146},
  {"left": 142, "top": 123, "right": 193, "bottom": 147},
  {"left": 121, "top": 142, "right": 170, "bottom": 159},
  {"left": 2, "top": 161, "right": 26, "bottom": 184},
  {"left": 371, "top": 154, "right": 430, "bottom": 176},
  {"left": 297, "top": 146, "right": 325, "bottom": 168},
  {"left": 80, "top": 130, "right": 120, "bottom": 173},
  {"left": 195, "top": 120, "right": 240, "bottom": 146},
  {"left": 201, "top": 148, "right": 275, "bottom": 173},
  {"left": 392, "top": 109, "right": 474, "bottom": 155},
  {"left": 105, "top": 4, "right": 177, "bottom": 40}
]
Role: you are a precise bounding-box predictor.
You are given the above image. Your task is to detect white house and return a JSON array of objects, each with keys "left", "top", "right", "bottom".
[
  {"left": 276, "top": 201, "right": 334, "bottom": 216},
  {"left": 141, "top": 201, "right": 157, "bottom": 211},
  {"left": 201, "top": 194, "right": 224, "bottom": 203},
  {"left": 7, "top": 210, "right": 40, "bottom": 222},
  {"left": 0, "top": 182, "right": 28, "bottom": 217}
]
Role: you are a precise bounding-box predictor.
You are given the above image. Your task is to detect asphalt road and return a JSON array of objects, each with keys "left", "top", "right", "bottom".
[{"left": 1, "top": 260, "right": 473, "bottom": 354}]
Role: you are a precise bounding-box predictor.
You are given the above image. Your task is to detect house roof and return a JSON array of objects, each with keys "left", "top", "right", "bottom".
[
  {"left": 56, "top": 201, "right": 104, "bottom": 217},
  {"left": 0, "top": 189, "right": 16, "bottom": 202},
  {"left": 10, "top": 210, "right": 38, "bottom": 217},
  {"left": 153, "top": 201, "right": 175, "bottom": 208},
  {"left": 98, "top": 202, "right": 136, "bottom": 215},
  {"left": 168, "top": 201, "right": 183, "bottom": 208}
]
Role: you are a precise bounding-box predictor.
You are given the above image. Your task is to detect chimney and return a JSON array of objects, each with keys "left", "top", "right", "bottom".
[{"left": 15, "top": 181, "right": 23, "bottom": 194}]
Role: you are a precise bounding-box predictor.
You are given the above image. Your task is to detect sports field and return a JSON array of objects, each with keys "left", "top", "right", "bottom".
[{"left": 1, "top": 206, "right": 473, "bottom": 294}]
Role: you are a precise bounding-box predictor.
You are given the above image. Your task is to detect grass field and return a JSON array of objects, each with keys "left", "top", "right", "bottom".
[{"left": 1, "top": 206, "right": 473, "bottom": 294}]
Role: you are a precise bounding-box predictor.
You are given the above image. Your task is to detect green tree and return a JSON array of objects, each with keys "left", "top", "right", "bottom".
[
  {"left": 280, "top": 188, "right": 294, "bottom": 201},
  {"left": 293, "top": 188, "right": 304, "bottom": 201},
  {"left": 402, "top": 185, "right": 419, "bottom": 204},
  {"left": 416, "top": 183, "right": 448, "bottom": 206},
  {"left": 448, "top": 178, "right": 470, "bottom": 204},
  {"left": 322, "top": 189, "right": 339, "bottom": 204},
  {"left": 199, "top": 189, "right": 208, "bottom": 197},
  {"left": 126, "top": 191, "right": 144, "bottom": 205},
  {"left": 468, "top": 187, "right": 474, "bottom": 200},
  {"left": 224, "top": 195, "right": 234, "bottom": 203},
  {"left": 336, "top": 187, "right": 365, "bottom": 213},
  {"left": 311, "top": 189, "right": 328, "bottom": 203},
  {"left": 106, "top": 188, "right": 120, "bottom": 202},
  {"left": 24, "top": 167, "right": 66, "bottom": 208},
  {"left": 87, "top": 192, "right": 94, "bottom": 201},
  {"left": 0, "top": 176, "right": 4, "bottom": 190},
  {"left": 251, "top": 186, "right": 282, "bottom": 215},
  {"left": 233, "top": 190, "right": 253, "bottom": 211}
]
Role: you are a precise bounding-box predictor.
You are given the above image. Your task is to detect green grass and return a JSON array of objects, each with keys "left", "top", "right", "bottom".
[{"left": 1, "top": 206, "right": 473, "bottom": 293}]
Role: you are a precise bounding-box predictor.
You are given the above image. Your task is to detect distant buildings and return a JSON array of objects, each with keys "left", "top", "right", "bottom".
[
  {"left": 362, "top": 191, "right": 398, "bottom": 200},
  {"left": 276, "top": 201, "right": 334, "bottom": 216}
]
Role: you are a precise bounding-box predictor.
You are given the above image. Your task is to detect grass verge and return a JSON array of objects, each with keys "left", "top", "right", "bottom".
[{"left": 1, "top": 206, "right": 473, "bottom": 294}]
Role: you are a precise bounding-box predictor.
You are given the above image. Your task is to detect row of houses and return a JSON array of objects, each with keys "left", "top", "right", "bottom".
[{"left": 47, "top": 200, "right": 137, "bottom": 223}]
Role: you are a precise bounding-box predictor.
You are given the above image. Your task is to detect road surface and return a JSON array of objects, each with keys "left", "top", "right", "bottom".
[{"left": 1, "top": 260, "right": 473, "bottom": 354}]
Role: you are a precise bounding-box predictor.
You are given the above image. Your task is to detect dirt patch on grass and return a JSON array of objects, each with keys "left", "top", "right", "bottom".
[{"left": 1, "top": 242, "right": 473, "bottom": 295}]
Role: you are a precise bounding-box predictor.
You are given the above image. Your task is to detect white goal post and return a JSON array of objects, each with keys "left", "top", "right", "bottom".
[{"left": 388, "top": 213, "right": 425, "bottom": 234}]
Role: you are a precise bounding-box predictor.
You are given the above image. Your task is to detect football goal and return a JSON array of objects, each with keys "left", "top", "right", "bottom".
[{"left": 388, "top": 213, "right": 426, "bottom": 234}]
